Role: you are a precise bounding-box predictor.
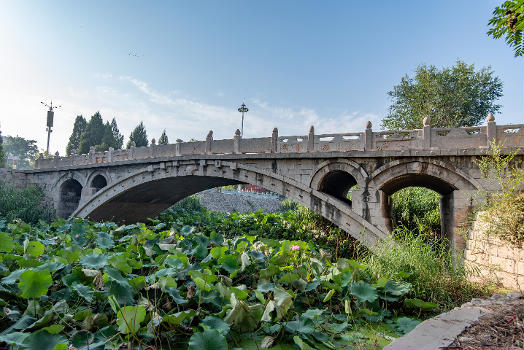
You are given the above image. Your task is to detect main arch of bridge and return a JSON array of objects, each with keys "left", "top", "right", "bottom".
[{"left": 47, "top": 156, "right": 479, "bottom": 250}]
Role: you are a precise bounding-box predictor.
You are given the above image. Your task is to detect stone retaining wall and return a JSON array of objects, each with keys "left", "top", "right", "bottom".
[
  {"left": 0, "top": 168, "right": 29, "bottom": 188},
  {"left": 465, "top": 212, "right": 524, "bottom": 291}
]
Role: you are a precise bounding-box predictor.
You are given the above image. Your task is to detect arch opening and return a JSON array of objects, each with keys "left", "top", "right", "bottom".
[
  {"left": 87, "top": 175, "right": 243, "bottom": 223},
  {"left": 380, "top": 173, "right": 457, "bottom": 242},
  {"left": 91, "top": 175, "right": 107, "bottom": 192},
  {"left": 58, "top": 179, "right": 83, "bottom": 218},
  {"left": 318, "top": 170, "right": 357, "bottom": 205}
]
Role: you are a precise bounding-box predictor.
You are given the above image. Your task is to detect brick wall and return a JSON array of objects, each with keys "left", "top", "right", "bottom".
[{"left": 465, "top": 212, "right": 524, "bottom": 291}]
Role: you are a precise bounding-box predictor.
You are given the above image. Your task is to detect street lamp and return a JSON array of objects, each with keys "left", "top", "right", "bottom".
[
  {"left": 41, "top": 101, "right": 61, "bottom": 153},
  {"left": 238, "top": 102, "right": 249, "bottom": 137}
]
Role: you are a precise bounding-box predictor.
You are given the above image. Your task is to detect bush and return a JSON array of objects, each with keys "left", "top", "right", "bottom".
[
  {"left": 361, "top": 226, "right": 487, "bottom": 310},
  {"left": 391, "top": 187, "right": 441, "bottom": 236},
  {"left": 475, "top": 141, "right": 524, "bottom": 246},
  {"left": 171, "top": 195, "right": 208, "bottom": 214},
  {"left": 0, "top": 181, "right": 55, "bottom": 224}
]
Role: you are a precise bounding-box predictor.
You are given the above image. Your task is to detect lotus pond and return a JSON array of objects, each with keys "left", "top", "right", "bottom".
[{"left": 0, "top": 212, "right": 437, "bottom": 350}]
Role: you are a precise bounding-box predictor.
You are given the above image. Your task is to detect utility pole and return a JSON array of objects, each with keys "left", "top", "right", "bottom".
[
  {"left": 237, "top": 102, "right": 249, "bottom": 137},
  {"left": 41, "top": 101, "right": 61, "bottom": 154}
]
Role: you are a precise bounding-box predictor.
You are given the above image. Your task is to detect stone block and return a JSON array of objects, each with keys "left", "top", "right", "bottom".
[
  {"left": 517, "top": 260, "right": 524, "bottom": 276},
  {"left": 489, "top": 255, "right": 515, "bottom": 273},
  {"left": 518, "top": 276, "right": 524, "bottom": 291},
  {"left": 495, "top": 271, "right": 519, "bottom": 290},
  {"left": 497, "top": 245, "right": 520, "bottom": 259}
]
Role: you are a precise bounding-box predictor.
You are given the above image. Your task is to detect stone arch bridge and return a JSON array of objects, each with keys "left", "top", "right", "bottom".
[{"left": 21, "top": 116, "right": 524, "bottom": 250}]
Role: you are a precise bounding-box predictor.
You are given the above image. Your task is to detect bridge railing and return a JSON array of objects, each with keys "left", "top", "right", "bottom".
[{"left": 34, "top": 114, "right": 524, "bottom": 169}]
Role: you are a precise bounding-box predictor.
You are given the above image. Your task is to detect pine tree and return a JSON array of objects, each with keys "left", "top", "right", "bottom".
[
  {"left": 110, "top": 118, "right": 124, "bottom": 149},
  {"left": 0, "top": 126, "right": 5, "bottom": 167},
  {"left": 95, "top": 122, "right": 114, "bottom": 152},
  {"left": 127, "top": 122, "right": 148, "bottom": 148},
  {"left": 158, "top": 129, "right": 169, "bottom": 145},
  {"left": 66, "top": 115, "right": 87, "bottom": 155},
  {"left": 78, "top": 112, "right": 105, "bottom": 154}
]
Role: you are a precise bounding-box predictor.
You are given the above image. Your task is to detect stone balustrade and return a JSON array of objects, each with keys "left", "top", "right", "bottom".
[{"left": 34, "top": 115, "right": 524, "bottom": 170}]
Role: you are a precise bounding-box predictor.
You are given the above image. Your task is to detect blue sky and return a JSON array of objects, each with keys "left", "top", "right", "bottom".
[{"left": 1, "top": 1, "right": 522, "bottom": 154}]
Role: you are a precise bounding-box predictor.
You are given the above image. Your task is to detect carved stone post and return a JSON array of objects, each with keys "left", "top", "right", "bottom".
[
  {"left": 205, "top": 130, "right": 213, "bottom": 154},
  {"left": 35, "top": 153, "right": 43, "bottom": 169},
  {"left": 233, "top": 129, "right": 241, "bottom": 154},
  {"left": 363, "top": 121, "right": 373, "bottom": 151},
  {"left": 486, "top": 113, "right": 496, "bottom": 146},
  {"left": 271, "top": 127, "right": 278, "bottom": 153},
  {"left": 54, "top": 151, "right": 60, "bottom": 168},
  {"left": 307, "top": 126, "right": 315, "bottom": 151},
  {"left": 108, "top": 147, "right": 114, "bottom": 162},
  {"left": 422, "top": 116, "right": 432, "bottom": 149},
  {"left": 150, "top": 138, "right": 156, "bottom": 158},
  {"left": 129, "top": 142, "right": 136, "bottom": 160},
  {"left": 176, "top": 139, "right": 182, "bottom": 156},
  {"left": 88, "top": 146, "right": 95, "bottom": 163}
]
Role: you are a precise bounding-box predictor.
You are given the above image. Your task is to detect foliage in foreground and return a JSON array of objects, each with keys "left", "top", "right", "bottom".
[
  {"left": 0, "top": 180, "right": 55, "bottom": 224},
  {"left": 390, "top": 187, "right": 441, "bottom": 237},
  {"left": 362, "top": 227, "right": 488, "bottom": 310},
  {"left": 163, "top": 197, "right": 359, "bottom": 259},
  {"left": 488, "top": 0, "right": 524, "bottom": 57},
  {"left": 0, "top": 218, "right": 430, "bottom": 350}
]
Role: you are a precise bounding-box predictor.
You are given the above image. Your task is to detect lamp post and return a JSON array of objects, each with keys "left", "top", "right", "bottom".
[
  {"left": 41, "top": 101, "right": 61, "bottom": 153},
  {"left": 238, "top": 102, "right": 248, "bottom": 137}
]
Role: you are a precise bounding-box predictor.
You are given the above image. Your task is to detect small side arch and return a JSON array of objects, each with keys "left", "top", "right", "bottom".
[
  {"left": 368, "top": 159, "right": 478, "bottom": 251},
  {"left": 57, "top": 178, "right": 83, "bottom": 218},
  {"left": 310, "top": 159, "right": 367, "bottom": 204}
]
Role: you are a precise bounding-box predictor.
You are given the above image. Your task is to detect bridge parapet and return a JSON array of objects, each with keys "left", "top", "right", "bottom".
[{"left": 34, "top": 116, "right": 523, "bottom": 169}]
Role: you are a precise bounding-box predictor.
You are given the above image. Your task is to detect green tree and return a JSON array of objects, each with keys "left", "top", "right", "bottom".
[
  {"left": 2, "top": 136, "right": 39, "bottom": 169},
  {"left": 66, "top": 115, "right": 87, "bottom": 156},
  {"left": 127, "top": 122, "right": 148, "bottom": 148},
  {"left": 95, "top": 122, "right": 114, "bottom": 152},
  {"left": 78, "top": 112, "right": 105, "bottom": 154},
  {"left": 110, "top": 118, "right": 124, "bottom": 149},
  {"left": 158, "top": 129, "right": 169, "bottom": 145},
  {"left": 382, "top": 61, "right": 503, "bottom": 131},
  {"left": 488, "top": 0, "right": 524, "bottom": 56},
  {"left": 0, "top": 126, "right": 5, "bottom": 167}
]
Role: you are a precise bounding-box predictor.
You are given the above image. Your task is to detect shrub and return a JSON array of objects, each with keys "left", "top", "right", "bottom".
[
  {"left": 475, "top": 141, "right": 524, "bottom": 246},
  {"left": 0, "top": 181, "right": 55, "bottom": 224},
  {"left": 391, "top": 187, "right": 441, "bottom": 236},
  {"left": 361, "top": 226, "right": 487, "bottom": 310},
  {"left": 171, "top": 195, "right": 208, "bottom": 214}
]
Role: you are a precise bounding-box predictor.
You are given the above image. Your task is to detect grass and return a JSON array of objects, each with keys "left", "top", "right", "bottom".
[{"left": 360, "top": 226, "right": 489, "bottom": 311}]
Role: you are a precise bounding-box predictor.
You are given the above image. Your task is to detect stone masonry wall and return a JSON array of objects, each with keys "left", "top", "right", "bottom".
[
  {"left": 0, "top": 168, "right": 29, "bottom": 188},
  {"left": 465, "top": 211, "right": 524, "bottom": 291}
]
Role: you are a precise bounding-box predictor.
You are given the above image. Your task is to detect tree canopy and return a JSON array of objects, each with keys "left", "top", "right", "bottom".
[
  {"left": 66, "top": 115, "right": 87, "bottom": 156},
  {"left": 110, "top": 118, "right": 124, "bottom": 149},
  {"left": 158, "top": 129, "right": 169, "bottom": 145},
  {"left": 381, "top": 61, "right": 503, "bottom": 131},
  {"left": 0, "top": 127, "right": 5, "bottom": 167},
  {"left": 127, "top": 122, "right": 148, "bottom": 148},
  {"left": 69, "top": 113, "right": 124, "bottom": 154},
  {"left": 78, "top": 112, "right": 105, "bottom": 154},
  {"left": 2, "top": 136, "right": 39, "bottom": 169},
  {"left": 488, "top": 0, "right": 524, "bottom": 56}
]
